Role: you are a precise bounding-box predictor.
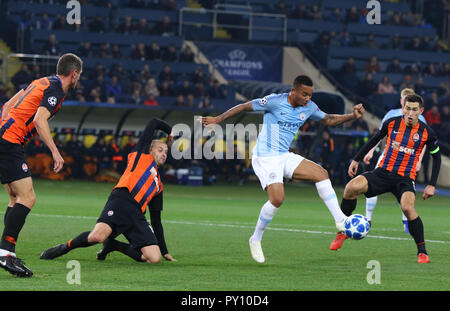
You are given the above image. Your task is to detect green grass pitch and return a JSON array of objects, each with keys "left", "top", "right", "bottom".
[{"left": 0, "top": 179, "right": 449, "bottom": 291}]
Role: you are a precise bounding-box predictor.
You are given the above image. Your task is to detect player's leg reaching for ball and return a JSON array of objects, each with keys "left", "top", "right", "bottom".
[
  {"left": 291, "top": 159, "right": 347, "bottom": 231},
  {"left": 330, "top": 174, "right": 369, "bottom": 250}
]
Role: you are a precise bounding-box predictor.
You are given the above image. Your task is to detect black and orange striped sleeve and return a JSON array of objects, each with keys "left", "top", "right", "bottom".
[{"left": 39, "top": 78, "right": 65, "bottom": 115}]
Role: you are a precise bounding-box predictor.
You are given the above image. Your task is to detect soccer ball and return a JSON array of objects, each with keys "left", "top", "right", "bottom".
[{"left": 344, "top": 214, "right": 370, "bottom": 240}]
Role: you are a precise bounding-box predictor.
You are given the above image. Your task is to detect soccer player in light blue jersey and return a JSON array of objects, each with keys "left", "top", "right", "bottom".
[
  {"left": 361, "top": 88, "right": 427, "bottom": 235},
  {"left": 200, "top": 75, "right": 365, "bottom": 263}
]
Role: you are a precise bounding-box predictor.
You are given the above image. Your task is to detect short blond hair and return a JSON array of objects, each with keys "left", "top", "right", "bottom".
[
  {"left": 400, "top": 88, "right": 415, "bottom": 98},
  {"left": 150, "top": 139, "right": 166, "bottom": 151}
]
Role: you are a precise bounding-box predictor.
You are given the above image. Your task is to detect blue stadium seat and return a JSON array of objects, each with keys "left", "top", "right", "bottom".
[
  {"left": 80, "top": 57, "right": 208, "bottom": 75},
  {"left": 30, "top": 30, "right": 183, "bottom": 49},
  {"left": 322, "top": 0, "right": 410, "bottom": 13},
  {"left": 116, "top": 8, "right": 178, "bottom": 23},
  {"left": 328, "top": 46, "right": 450, "bottom": 64},
  {"left": 287, "top": 19, "right": 344, "bottom": 34},
  {"left": 10, "top": 1, "right": 110, "bottom": 18},
  {"left": 346, "top": 24, "right": 436, "bottom": 40},
  {"left": 251, "top": 30, "right": 283, "bottom": 42}
]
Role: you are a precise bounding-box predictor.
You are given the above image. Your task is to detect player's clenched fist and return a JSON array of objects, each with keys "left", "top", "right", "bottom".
[
  {"left": 198, "top": 116, "right": 220, "bottom": 125},
  {"left": 353, "top": 104, "right": 365, "bottom": 119}
]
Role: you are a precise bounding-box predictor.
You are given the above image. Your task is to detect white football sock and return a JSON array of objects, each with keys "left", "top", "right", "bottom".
[
  {"left": 0, "top": 248, "right": 15, "bottom": 257},
  {"left": 315, "top": 179, "right": 346, "bottom": 223},
  {"left": 250, "top": 201, "right": 278, "bottom": 242},
  {"left": 365, "top": 196, "right": 378, "bottom": 221}
]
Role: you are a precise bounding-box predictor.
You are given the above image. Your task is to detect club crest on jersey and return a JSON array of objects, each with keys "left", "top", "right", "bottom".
[
  {"left": 22, "top": 163, "right": 28, "bottom": 172},
  {"left": 412, "top": 133, "right": 420, "bottom": 142},
  {"left": 107, "top": 210, "right": 114, "bottom": 216},
  {"left": 48, "top": 96, "right": 57, "bottom": 106},
  {"left": 299, "top": 112, "right": 306, "bottom": 121}
]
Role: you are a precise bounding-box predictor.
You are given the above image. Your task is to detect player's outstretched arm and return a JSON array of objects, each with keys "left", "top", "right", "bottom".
[
  {"left": 34, "top": 107, "right": 64, "bottom": 173},
  {"left": 199, "top": 101, "right": 253, "bottom": 125},
  {"left": 136, "top": 118, "right": 172, "bottom": 152},
  {"left": 319, "top": 104, "right": 365, "bottom": 127},
  {"left": 1, "top": 89, "right": 25, "bottom": 121}
]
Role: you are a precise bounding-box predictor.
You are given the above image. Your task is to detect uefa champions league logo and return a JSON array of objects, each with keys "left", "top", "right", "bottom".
[{"left": 228, "top": 49, "right": 247, "bottom": 61}]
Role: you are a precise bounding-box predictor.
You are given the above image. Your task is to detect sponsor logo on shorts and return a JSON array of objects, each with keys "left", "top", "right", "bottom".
[
  {"left": 269, "top": 172, "right": 276, "bottom": 180},
  {"left": 107, "top": 210, "right": 114, "bottom": 216},
  {"left": 22, "top": 163, "right": 28, "bottom": 172}
]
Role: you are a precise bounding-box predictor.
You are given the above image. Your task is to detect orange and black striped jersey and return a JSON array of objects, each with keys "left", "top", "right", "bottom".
[
  {"left": 354, "top": 116, "right": 439, "bottom": 180},
  {"left": 0, "top": 76, "right": 65, "bottom": 145},
  {"left": 113, "top": 118, "right": 172, "bottom": 213},
  {"left": 114, "top": 152, "right": 163, "bottom": 213}
]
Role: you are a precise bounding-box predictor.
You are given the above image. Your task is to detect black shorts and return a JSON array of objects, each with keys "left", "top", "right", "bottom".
[
  {"left": 0, "top": 139, "right": 32, "bottom": 184},
  {"left": 97, "top": 188, "right": 158, "bottom": 249},
  {"left": 362, "top": 167, "right": 416, "bottom": 203}
]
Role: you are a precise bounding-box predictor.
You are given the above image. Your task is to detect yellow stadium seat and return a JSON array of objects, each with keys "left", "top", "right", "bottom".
[
  {"left": 83, "top": 134, "right": 97, "bottom": 148},
  {"left": 120, "top": 135, "right": 130, "bottom": 149},
  {"left": 104, "top": 134, "right": 114, "bottom": 145}
]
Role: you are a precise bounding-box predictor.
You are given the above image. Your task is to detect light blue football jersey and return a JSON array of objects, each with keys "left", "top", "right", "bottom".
[
  {"left": 251, "top": 93, "right": 326, "bottom": 156},
  {"left": 379, "top": 108, "right": 427, "bottom": 130}
]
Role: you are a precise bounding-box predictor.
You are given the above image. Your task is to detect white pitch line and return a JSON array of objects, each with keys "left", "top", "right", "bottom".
[{"left": 28, "top": 213, "right": 450, "bottom": 245}]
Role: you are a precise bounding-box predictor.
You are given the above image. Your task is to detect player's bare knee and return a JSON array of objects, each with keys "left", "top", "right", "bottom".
[
  {"left": 145, "top": 255, "right": 162, "bottom": 264},
  {"left": 88, "top": 231, "right": 106, "bottom": 243},
  {"left": 270, "top": 195, "right": 284, "bottom": 208},
  {"left": 8, "top": 195, "right": 17, "bottom": 206},
  {"left": 343, "top": 183, "right": 360, "bottom": 199},
  {"left": 17, "top": 193, "right": 36, "bottom": 208},
  {"left": 142, "top": 246, "right": 162, "bottom": 263},
  {"left": 315, "top": 166, "right": 329, "bottom": 183}
]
